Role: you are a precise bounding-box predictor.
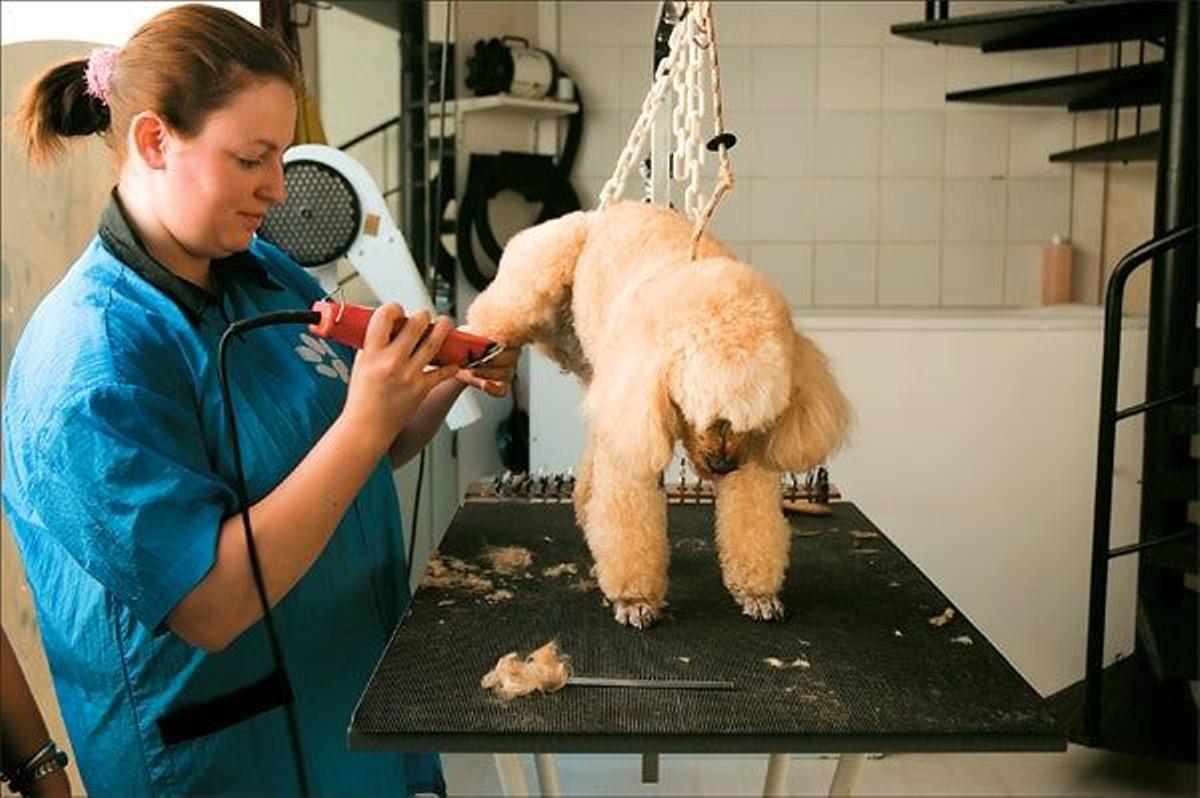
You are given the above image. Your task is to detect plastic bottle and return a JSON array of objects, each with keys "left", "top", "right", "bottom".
[{"left": 1041, "top": 234, "right": 1073, "bottom": 305}]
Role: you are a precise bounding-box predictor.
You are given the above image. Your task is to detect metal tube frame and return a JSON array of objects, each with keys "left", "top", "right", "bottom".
[{"left": 1082, "top": 224, "right": 1196, "bottom": 743}]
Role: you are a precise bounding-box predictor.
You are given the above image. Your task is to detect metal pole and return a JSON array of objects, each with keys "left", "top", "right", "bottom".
[
  {"left": 533, "top": 753, "right": 562, "bottom": 796},
  {"left": 399, "top": 0, "right": 427, "bottom": 270},
  {"left": 762, "top": 753, "right": 791, "bottom": 797},
  {"left": 1082, "top": 246, "right": 1133, "bottom": 744},
  {"left": 1143, "top": 0, "right": 1197, "bottom": 538},
  {"left": 494, "top": 754, "right": 531, "bottom": 796},
  {"left": 1137, "top": 0, "right": 1197, "bottom": 667},
  {"left": 828, "top": 753, "right": 868, "bottom": 797}
]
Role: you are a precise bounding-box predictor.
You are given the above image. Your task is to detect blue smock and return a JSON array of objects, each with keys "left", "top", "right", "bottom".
[{"left": 2, "top": 194, "right": 443, "bottom": 796}]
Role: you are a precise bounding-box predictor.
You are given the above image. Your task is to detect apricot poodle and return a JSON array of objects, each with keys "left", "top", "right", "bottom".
[{"left": 468, "top": 201, "right": 850, "bottom": 628}]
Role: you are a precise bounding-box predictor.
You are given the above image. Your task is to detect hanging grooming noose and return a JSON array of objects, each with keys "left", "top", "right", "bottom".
[{"left": 597, "top": 0, "right": 735, "bottom": 261}]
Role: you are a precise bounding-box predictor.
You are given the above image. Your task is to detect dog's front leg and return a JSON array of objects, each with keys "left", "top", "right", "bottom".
[
  {"left": 465, "top": 211, "right": 588, "bottom": 346},
  {"left": 582, "top": 454, "right": 669, "bottom": 629},
  {"left": 714, "top": 463, "right": 789, "bottom": 620}
]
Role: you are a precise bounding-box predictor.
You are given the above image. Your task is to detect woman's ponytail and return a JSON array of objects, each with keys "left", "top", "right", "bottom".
[
  {"left": 12, "top": 5, "right": 300, "bottom": 168},
  {"left": 13, "top": 58, "right": 110, "bottom": 165}
]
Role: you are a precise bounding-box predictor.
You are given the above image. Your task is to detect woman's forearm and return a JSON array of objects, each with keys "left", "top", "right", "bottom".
[
  {"left": 389, "top": 379, "right": 468, "bottom": 467},
  {"left": 1, "top": 629, "right": 71, "bottom": 797},
  {"left": 168, "top": 414, "right": 387, "bottom": 652}
]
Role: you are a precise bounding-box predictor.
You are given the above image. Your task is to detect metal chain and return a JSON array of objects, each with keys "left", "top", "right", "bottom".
[
  {"left": 599, "top": 0, "right": 735, "bottom": 264},
  {"left": 597, "top": 9, "right": 691, "bottom": 210}
]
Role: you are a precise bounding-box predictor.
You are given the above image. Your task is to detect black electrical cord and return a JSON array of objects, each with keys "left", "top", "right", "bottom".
[{"left": 216, "top": 308, "right": 321, "bottom": 795}]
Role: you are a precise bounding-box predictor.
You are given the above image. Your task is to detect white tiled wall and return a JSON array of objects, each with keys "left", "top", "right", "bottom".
[{"left": 555, "top": 0, "right": 1095, "bottom": 308}]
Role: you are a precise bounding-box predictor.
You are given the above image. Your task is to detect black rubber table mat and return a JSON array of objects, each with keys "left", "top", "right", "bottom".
[{"left": 350, "top": 502, "right": 1063, "bottom": 754}]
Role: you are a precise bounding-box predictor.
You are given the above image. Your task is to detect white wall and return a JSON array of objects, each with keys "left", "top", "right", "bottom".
[
  {"left": 530, "top": 309, "right": 1148, "bottom": 696},
  {"left": 554, "top": 0, "right": 1159, "bottom": 309}
]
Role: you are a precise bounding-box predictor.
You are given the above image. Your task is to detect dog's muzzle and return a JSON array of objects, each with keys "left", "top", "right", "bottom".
[{"left": 706, "top": 455, "right": 739, "bottom": 475}]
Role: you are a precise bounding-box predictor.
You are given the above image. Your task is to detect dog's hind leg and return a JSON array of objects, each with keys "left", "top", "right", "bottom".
[
  {"left": 582, "top": 456, "right": 669, "bottom": 629},
  {"left": 714, "top": 463, "right": 790, "bottom": 621}
]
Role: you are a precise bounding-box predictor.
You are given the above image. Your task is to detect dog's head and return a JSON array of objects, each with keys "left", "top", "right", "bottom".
[
  {"left": 671, "top": 324, "right": 850, "bottom": 477},
  {"left": 590, "top": 258, "right": 850, "bottom": 479}
]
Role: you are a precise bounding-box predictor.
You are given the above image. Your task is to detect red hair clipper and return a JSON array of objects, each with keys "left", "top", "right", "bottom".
[{"left": 309, "top": 301, "right": 503, "bottom": 368}]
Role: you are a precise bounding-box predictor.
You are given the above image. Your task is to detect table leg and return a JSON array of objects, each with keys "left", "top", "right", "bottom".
[
  {"left": 534, "top": 753, "right": 562, "bottom": 796},
  {"left": 763, "top": 753, "right": 792, "bottom": 797},
  {"left": 494, "top": 753, "right": 531, "bottom": 796},
  {"left": 828, "top": 753, "right": 867, "bottom": 797},
  {"left": 642, "top": 752, "right": 659, "bottom": 783}
]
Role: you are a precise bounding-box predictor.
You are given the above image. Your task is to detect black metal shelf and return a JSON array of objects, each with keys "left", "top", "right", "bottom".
[
  {"left": 1141, "top": 527, "right": 1198, "bottom": 573},
  {"left": 1049, "top": 130, "right": 1158, "bottom": 162},
  {"left": 891, "top": 0, "right": 1171, "bottom": 52},
  {"left": 1137, "top": 587, "right": 1198, "bottom": 682},
  {"left": 329, "top": 0, "right": 401, "bottom": 31},
  {"left": 946, "top": 62, "right": 1163, "bottom": 110}
]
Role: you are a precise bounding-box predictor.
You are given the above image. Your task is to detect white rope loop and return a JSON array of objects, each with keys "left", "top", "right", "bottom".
[{"left": 688, "top": 0, "right": 734, "bottom": 260}]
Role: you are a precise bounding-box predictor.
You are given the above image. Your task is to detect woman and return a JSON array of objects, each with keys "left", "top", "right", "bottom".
[{"left": 3, "top": 5, "right": 516, "bottom": 794}]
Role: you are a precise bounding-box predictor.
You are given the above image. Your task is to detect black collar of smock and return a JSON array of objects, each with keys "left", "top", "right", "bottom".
[{"left": 97, "top": 190, "right": 283, "bottom": 324}]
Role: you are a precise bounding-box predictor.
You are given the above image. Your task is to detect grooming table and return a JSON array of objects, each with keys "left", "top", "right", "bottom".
[{"left": 349, "top": 493, "right": 1063, "bottom": 796}]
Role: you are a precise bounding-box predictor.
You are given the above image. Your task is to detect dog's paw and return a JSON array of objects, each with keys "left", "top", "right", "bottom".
[
  {"left": 734, "top": 592, "right": 786, "bottom": 621},
  {"left": 613, "top": 599, "right": 662, "bottom": 629}
]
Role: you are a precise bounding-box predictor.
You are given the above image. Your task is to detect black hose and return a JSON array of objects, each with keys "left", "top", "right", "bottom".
[
  {"left": 456, "top": 152, "right": 581, "bottom": 291},
  {"left": 215, "top": 308, "right": 321, "bottom": 794},
  {"left": 454, "top": 81, "right": 584, "bottom": 291}
]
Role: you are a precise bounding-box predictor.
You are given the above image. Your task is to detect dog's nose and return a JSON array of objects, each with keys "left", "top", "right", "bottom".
[{"left": 707, "top": 455, "right": 738, "bottom": 475}]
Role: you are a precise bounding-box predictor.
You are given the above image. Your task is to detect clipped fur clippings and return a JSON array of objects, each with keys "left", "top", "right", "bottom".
[
  {"left": 483, "top": 546, "right": 534, "bottom": 575},
  {"left": 423, "top": 556, "right": 495, "bottom": 593},
  {"left": 481, "top": 641, "right": 571, "bottom": 701}
]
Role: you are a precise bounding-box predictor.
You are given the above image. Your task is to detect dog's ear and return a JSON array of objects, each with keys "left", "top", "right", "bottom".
[
  {"left": 584, "top": 353, "right": 674, "bottom": 476},
  {"left": 763, "top": 331, "right": 851, "bottom": 471},
  {"left": 466, "top": 211, "right": 590, "bottom": 344}
]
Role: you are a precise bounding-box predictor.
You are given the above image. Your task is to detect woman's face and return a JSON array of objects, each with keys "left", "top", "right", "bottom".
[{"left": 160, "top": 78, "right": 296, "bottom": 258}]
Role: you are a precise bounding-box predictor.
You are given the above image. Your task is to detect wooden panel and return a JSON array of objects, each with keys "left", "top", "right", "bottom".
[{"left": 2, "top": 39, "right": 114, "bottom": 795}]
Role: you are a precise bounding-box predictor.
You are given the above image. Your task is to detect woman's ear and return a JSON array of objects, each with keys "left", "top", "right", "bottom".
[
  {"left": 129, "top": 111, "right": 168, "bottom": 169},
  {"left": 764, "top": 331, "right": 851, "bottom": 472}
]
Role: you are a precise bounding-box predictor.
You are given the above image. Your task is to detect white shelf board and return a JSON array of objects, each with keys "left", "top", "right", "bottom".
[{"left": 429, "top": 94, "right": 579, "bottom": 120}]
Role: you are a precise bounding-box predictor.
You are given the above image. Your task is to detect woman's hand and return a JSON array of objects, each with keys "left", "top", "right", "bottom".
[
  {"left": 455, "top": 334, "right": 521, "bottom": 397},
  {"left": 341, "top": 304, "right": 460, "bottom": 448}
]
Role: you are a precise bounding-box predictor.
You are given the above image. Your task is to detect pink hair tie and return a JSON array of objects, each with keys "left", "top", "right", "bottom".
[{"left": 84, "top": 46, "right": 118, "bottom": 105}]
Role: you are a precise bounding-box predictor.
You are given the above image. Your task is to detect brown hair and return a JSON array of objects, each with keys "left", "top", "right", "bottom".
[{"left": 14, "top": 3, "right": 301, "bottom": 165}]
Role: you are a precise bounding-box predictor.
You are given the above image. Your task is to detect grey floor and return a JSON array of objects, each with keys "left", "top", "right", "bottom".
[{"left": 443, "top": 746, "right": 1197, "bottom": 796}]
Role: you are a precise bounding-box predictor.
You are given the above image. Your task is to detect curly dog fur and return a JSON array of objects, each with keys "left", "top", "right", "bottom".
[{"left": 468, "top": 201, "right": 850, "bottom": 628}]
